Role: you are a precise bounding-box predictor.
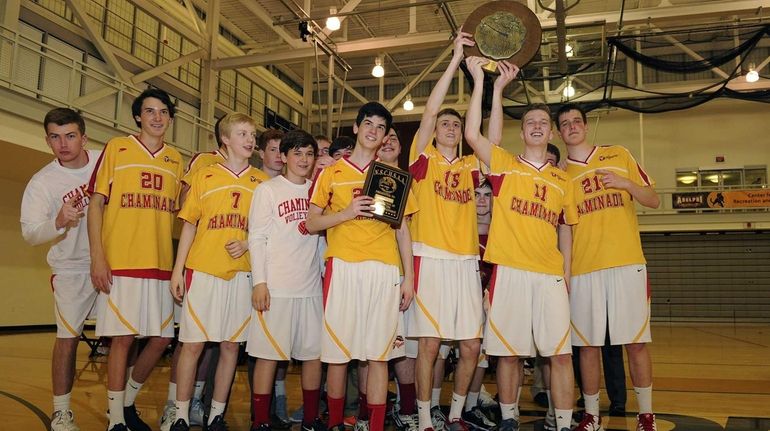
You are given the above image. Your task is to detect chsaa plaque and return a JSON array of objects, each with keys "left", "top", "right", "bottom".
[
  {"left": 463, "top": 1, "right": 542, "bottom": 73},
  {"left": 362, "top": 161, "right": 412, "bottom": 227}
]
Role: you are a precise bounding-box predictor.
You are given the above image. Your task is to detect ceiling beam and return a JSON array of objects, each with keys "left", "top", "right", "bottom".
[
  {"left": 385, "top": 44, "right": 452, "bottom": 111},
  {"left": 235, "top": 0, "right": 304, "bottom": 49},
  {"left": 132, "top": 0, "right": 203, "bottom": 46}
]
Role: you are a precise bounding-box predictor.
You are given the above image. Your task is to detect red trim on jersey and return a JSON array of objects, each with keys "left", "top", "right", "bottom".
[
  {"left": 50, "top": 274, "right": 56, "bottom": 292},
  {"left": 86, "top": 146, "right": 109, "bottom": 196},
  {"left": 185, "top": 151, "right": 209, "bottom": 173},
  {"left": 487, "top": 265, "right": 498, "bottom": 305},
  {"left": 566, "top": 146, "right": 597, "bottom": 165},
  {"left": 322, "top": 259, "right": 333, "bottom": 309},
  {"left": 185, "top": 268, "right": 194, "bottom": 292},
  {"left": 131, "top": 135, "right": 165, "bottom": 158},
  {"left": 517, "top": 155, "right": 548, "bottom": 172},
  {"left": 471, "top": 169, "right": 481, "bottom": 189},
  {"left": 112, "top": 268, "right": 172, "bottom": 280},
  {"left": 413, "top": 256, "right": 422, "bottom": 293},
  {"left": 409, "top": 154, "right": 429, "bottom": 182},
  {"left": 646, "top": 272, "right": 651, "bottom": 300},
  {"left": 487, "top": 174, "right": 505, "bottom": 198},
  {"left": 637, "top": 163, "right": 652, "bottom": 186},
  {"left": 218, "top": 162, "right": 250, "bottom": 178},
  {"left": 342, "top": 156, "right": 371, "bottom": 173}
]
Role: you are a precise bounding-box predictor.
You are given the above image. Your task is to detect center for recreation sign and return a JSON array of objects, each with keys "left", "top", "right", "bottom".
[{"left": 672, "top": 189, "right": 770, "bottom": 209}]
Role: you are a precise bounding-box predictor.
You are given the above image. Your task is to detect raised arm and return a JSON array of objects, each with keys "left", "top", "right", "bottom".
[
  {"left": 487, "top": 61, "right": 520, "bottom": 146},
  {"left": 464, "top": 56, "right": 493, "bottom": 166},
  {"left": 413, "top": 30, "right": 475, "bottom": 155}
]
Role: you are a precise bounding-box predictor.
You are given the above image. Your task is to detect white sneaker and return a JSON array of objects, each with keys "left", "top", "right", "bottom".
[
  {"left": 354, "top": 419, "right": 370, "bottom": 431},
  {"left": 51, "top": 410, "right": 80, "bottom": 431},
  {"left": 544, "top": 410, "right": 556, "bottom": 431},
  {"left": 189, "top": 398, "right": 205, "bottom": 426},
  {"left": 397, "top": 413, "right": 419, "bottom": 431},
  {"left": 160, "top": 402, "right": 177, "bottom": 431}
]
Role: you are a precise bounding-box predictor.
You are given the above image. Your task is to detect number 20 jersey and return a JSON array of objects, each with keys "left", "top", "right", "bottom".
[{"left": 87, "top": 135, "right": 183, "bottom": 279}]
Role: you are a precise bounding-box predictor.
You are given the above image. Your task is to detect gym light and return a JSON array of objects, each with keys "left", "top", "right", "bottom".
[
  {"left": 372, "top": 57, "right": 385, "bottom": 78},
  {"left": 326, "top": 8, "right": 341, "bottom": 31},
  {"left": 403, "top": 95, "right": 414, "bottom": 111},
  {"left": 565, "top": 42, "right": 574, "bottom": 58},
  {"left": 563, "top": 80, "right": 575, "bottom": 98},
  {"left": 746, "top": 63, "right": 759, "bottom": 83}
]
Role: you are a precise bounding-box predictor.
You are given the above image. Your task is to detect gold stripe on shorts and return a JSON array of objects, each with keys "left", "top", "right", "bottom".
[
  {"left": 324, "top": 318, "right": 351, "bottom": 360},
  {"left": 631, "top": 299, "right": 651, "bottom": 343},
  {"left": 488, "top": 317, "right": 518, "bottom": 356},
  {"left": 229, "top": 315, "right": 252, "bottom": 343},
  {"left": 570, "top": 321, "right": 591, "bottom": 346},
  {"left": 257, "top": 312, "right": 287, "bottom": 359},
  {"left": 186, "top": 298, "right": 210, "bottom": 341},
  {"left": 415, "top": 296, "right": 443, "bottom": 338},
  {"left": 55, "top": 303, "right": 79, "bottom": 337},
  {"left": 107, "top": 298, "right": 138, "bottom": 334},
  {"left": 160, "top": 311, "right": 174, "bottom": 331},
  {"left": 554, "top": 327, "right": 571, "bottom": 354}
]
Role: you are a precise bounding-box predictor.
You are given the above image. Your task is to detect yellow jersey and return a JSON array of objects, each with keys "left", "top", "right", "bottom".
[
  {"left": 87, "top": 135, "right": 183, "bottom": 279},
  {"left": 566, "top": 145, "right": 654, "bottom": 275},
  {"left": 484, "top": 146, "right": 578, "bottom": 276},
  {"left": 408, "top": 143, "right": 480, "bottom": 258},
  {"left": 309, "top": 157, "right": 418, "bottom": 267},
  {"left": 179, "top": 163, "right": 268, "bottom": 280},
  {"left": 182, "top": 149, "right": 227, "bottom": 185}
]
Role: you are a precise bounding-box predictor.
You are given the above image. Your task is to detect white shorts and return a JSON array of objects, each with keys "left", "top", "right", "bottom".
[
  {"left": 96, "top": 276, "right": 174, "bottom": 337},
  {"left": 51, "top": 273, "right": 98, "bottom": 338},
  {"left": 322, "top": 258, "right": 401, "bottom": 363},
  {"left": 247, "top": 296, "right": 323, "bottom": 361},
  {"left": 173, "top": 302, "right": 182, "bottom": 325},
  {"left": 406, "top": 257, "right": 484, "bottom": 340},
  {"left": 438, "top": 342, "right": 452, "bottom": 359},
  {"left": 484, "top": 266, "right": 571, "bottom": 358},
  {"left": 179, "top": 270, "right": 252, "bottom": 343},
  {"left": 570, "top": 265, "right": 651, "bottom": 346}
]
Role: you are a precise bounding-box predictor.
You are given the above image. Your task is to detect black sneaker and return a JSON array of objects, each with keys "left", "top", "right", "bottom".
[
  {"left": 124, "top": 405, "right": 151, "bottom": 431},
  {"left": 497, "top": 418, "right": 519, "bottom": 431},
  {"left": 206, "top": 415, "right": 229, "bottom": 431},
  {"left": 302, "top": 418, "right": 328, "bottom": 431},
  {"left": 108, "top": 424, "right": 129, "bottom": 431},
  {"left": 170, "top": 418, "right": 189, "bottom": 431},
  {"left": 250, "top": 423, "right": 271, "bottom": 431},
  {"left": 328, "top": 424, "right": 346, "bottom": 431},
  {"left": 462, "top": 407, "right": 497, "bottom": 431},
  {"left": 271, "top": 413, "right": 291, "bottom": 430}
]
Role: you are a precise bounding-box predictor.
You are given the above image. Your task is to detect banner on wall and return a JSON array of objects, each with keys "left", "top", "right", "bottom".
[{"left": 672, "top": 189, "right": 770, "bottom": 209}]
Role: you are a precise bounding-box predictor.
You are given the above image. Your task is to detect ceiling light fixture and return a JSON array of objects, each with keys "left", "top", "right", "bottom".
[
  {"left": 746, "top": 63, "right": 759, "bottom": 83},
  {"left": 565, "top": 41, "right": 574, "bottom": 58},
  {"left": 403, "top": 94, "right": 414, "bottom": 111},
  {"left": 326, "top": 8, "right": 340, "bottom": 31},
  {"left": 372, "top": 57, "right": 385, "bottom": 78},
  {"left": 563, "top": 79, "right": 575, "bottom": 98}
]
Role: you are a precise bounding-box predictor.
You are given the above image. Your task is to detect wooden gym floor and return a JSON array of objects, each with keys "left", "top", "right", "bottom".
[{"left": 2, "top": 323, "right": 769, "bottom": 431}]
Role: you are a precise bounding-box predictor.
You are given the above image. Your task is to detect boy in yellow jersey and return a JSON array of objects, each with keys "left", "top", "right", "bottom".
[
  {"left": 465, "top": 56, "right": 577, "bottom": 431},
  {"left": 556, "top": 103, "right": 660, "bottom": 431},
  {"left": 306, "top": 102, "right": 417, "bottom": 431},
  {"left": 88, "top": 89, "right": 184, "bottom": 431},
  {"left": 168, "top": 113, "right": 268, "bottom": 431}
]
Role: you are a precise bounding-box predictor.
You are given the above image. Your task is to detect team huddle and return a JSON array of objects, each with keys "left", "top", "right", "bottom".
[{"left": 21, "top": 32, "right": 659, "bottom": 431}]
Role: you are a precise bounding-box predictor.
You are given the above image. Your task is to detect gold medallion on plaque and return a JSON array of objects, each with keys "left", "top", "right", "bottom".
[{"left": 464, "top": 1, "right": 542, "bottom": 73}]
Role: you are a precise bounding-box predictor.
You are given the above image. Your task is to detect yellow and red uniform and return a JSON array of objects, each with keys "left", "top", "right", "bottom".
[{"left": 182, "top": 149, "right": 227, "bottom": 185}]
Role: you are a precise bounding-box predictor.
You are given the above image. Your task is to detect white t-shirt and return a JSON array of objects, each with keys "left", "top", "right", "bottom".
[
  {"left": 248, "top": 175, "right": 322, "bottom": 298},
  {"left": 20, "top": 149, "right": 99, "bottom": 273}
]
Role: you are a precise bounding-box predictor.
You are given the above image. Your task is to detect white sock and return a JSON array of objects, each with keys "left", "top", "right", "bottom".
[
  {"left": 464, "top": 392, "right": 479, "bottom": 412},
  {"left": 634, "top": 385, "right": 653, "bottom": 414},
  {"left": 275, "top": 379, "right": 287, "bottom": 397},
  {"left": 499, "top": 402, "right": 517, "bottom": 421},
  {"left": 448, "top": 392, "right": 465, "bottom": 421},
  {"left": 209, "top": 400, "right": 226, "bottom": 424},
  {"left": 123, "top": 377, "right": 143, "bottom": 407},
  {"left": 53, "top": 393, "right": 71, "bottom": 413},
  {"left": 583, "top": 391, "right": 600, "bottom": 417},
  {"left": 175, "top": 399, "right": 190, "bottom": 424},
  {"left": 554, "top": 408, "right": 572, "bottom": 430},
  {"left": 546, "top": 390, "right": 554, "bottom": 417},
  {"left": 108, "top": 391, "right": 125, "bottom": 426},
  {"left": 167, "top": 382, "right": 177, "bottom": 403},
  {"left": 431, "top": 388, "right": 442, "bottom": 408},
  {"left": 193, "top": 381, "right": 205, "bottom": 400},
  {"left": 417, "top": 400, "right": 432, "bottom": 431}
]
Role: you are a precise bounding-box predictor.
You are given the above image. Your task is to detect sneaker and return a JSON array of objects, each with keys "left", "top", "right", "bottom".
[
  {"left": 169, "top": 418, "right": 189, "bottom": 431},
  {"left": 274, "top": 395, "right": 290, "bottom": 422},
  {"left": 430, "top": 406, "right": 448, "bottom": 431},
  {"left": 353, "top": 419, "right": 369, "bottom": 431},
  {"left": 636, "top": 413, "right": 656, "bottom": 431},
  {"left": 207, "top": 415, "right": 229, "bottom": 431},
  {"left": 160, "top": 402, "right": 176, "bottom": 431},
  {"left": 393, "top": 412, "right": 419, "bottom": 431},
  {"left": 250, "top": 423, "right": 271, "bottom": 431},
  {"left": 608, "top": 405, "right": 626, "bottom": 417},
  {"left": 544, "top": 410, "right": 556, "bottom": 431},
  {"left": 446, "top": 418, "right": 470, "bottom": 431},
  {"left": 533, "top": 392, "right": 549, "bottom": 409},
  {"left": 189, "top": 399, "right": 205, "bottom": 427},
  {"left": 302, "top": 418, "right": 329, "bottom": 431},
  {"left": 51, "top": 410, "right": 80, "bottom": 431},
  {"left": 290, "top": 406, "right": 305, "bottom": 424},
  {"left": 497, "top": 418, "right": 518, "bottom": 431},
  {"left": 124, "top": 405, "right": 151, "bottom": 431},
  {"left": 344, "top": 416, "right": 358, "bottom": 427},
  {"left": 571, "top": 413, "right": 602, "bottom": 431},
  {"left": 108, "top": 425, "right": 128, "bottom": 431},
  {"left": 478, "top": 390, "right": 496, "bottom": 409},
  {"left": 461, "top": 407, "right": 496, "bottom": 431},
  {"left": 271, "top": 412, "right": 292, "bottom": 429}
]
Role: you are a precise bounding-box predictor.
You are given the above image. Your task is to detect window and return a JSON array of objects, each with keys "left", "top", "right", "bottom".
[{"left": 676, "top": 166, "right": 766, "bottom": 188}]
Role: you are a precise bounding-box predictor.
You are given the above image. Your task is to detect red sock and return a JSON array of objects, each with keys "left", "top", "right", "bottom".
[
  {"left": 327, "top": 396, "right": 345, "bottom": 428},
  {"left": 368, "top": 403, "right": 386, "bottom": 431},
  {"left": 398, "top": 382, "right": 417, "bottom": 415},
  {"left": 302, "top": 389, "right": 321, "bottom": 424},
  {"left": 358, "top": 393, "right": 369, "bottom": 420},
  {"left": 252, "top": 393, "right": 271, "bottom": 426}
]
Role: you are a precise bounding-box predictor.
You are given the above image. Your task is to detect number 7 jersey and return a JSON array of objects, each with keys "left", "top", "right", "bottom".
[{"left": 485, "top": 146, "right": 578, "bottom": 276}]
